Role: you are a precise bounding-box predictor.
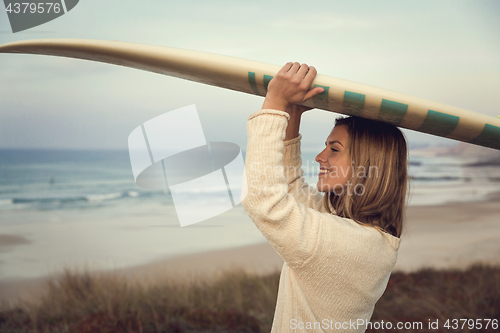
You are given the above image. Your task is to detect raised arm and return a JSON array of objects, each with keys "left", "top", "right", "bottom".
[
  {"left": 264, "top": 63, "right": 326, "bottom": 210},
  {"left": 242, "top": 63, "right": 332, "bottom": 268}
]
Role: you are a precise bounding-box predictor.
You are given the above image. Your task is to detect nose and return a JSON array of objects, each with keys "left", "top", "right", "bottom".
[{"left": 315, "top": 148, "right": 327, "bottom": 164}]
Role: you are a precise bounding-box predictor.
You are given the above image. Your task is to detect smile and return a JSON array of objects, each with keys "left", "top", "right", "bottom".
[{"left": 318, "top": 169, "right": 331, "bottom": 176}]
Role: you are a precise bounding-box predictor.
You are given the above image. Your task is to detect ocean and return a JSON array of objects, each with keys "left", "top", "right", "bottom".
[
  {"left": 1, "top": 148, "right": 498, "bottom": 219},
  {"left": 0, "top": 149, "right": 171, "bottom": 222},
  {"left": 0, "top": 148, "right": 499, "bottom": 279}
]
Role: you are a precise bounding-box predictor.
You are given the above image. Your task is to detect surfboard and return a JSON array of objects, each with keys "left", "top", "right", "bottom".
[{"left": 1, "top": 38, "right": 499, "bottom": 150}]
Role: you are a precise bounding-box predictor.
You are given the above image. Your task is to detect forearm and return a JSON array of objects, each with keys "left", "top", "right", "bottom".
[
  {"left": 261, "top": 93, "right": 302, "bottom": 141},
  {"left": 284, "top": 112, "right": 302, "bottom": 141}
]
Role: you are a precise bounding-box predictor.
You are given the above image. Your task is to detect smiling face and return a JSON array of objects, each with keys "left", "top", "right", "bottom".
[{"left": 315, "top": 125, "right": 351, "bottom": 194}]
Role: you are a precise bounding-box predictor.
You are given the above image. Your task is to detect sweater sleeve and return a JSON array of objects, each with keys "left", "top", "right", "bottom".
[
  {"left": 283, "top": 134, "right": 326, "bottom": 212},
  {"left": 242, "top": 109, "right": 325, "bottom": 269}
]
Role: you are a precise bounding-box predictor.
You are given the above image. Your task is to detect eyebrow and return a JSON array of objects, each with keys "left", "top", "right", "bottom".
[{"left": 325, "top": 140, "right": 344, "bottom": 147}]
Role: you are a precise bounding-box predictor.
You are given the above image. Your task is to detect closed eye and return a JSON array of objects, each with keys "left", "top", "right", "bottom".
[{"left": 331, "top": 148, "right": 338, "bottom": 152}]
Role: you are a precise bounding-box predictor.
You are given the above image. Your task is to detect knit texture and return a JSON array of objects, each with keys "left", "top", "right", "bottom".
[{"left": 242, "top": 109, "right": 401, "bottom": 333}]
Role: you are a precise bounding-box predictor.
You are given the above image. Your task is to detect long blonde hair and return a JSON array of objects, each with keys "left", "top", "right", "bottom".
[{"left": 323, "top": 116, "right": 408, "bottom": 238}]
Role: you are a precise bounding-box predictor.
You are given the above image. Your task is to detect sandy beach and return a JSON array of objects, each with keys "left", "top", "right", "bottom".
[{"left": 1, "top": 192, "right": 500, "bottom": 308}]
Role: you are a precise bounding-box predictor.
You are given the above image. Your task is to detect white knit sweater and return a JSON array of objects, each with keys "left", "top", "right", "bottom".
[{"left": 242, "top": 109, "right": 401, "bottom": 333}]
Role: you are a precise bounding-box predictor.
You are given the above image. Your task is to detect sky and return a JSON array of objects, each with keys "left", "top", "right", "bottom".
[{"left": 0, "top": 0, "right": 499, "bottom": 153}]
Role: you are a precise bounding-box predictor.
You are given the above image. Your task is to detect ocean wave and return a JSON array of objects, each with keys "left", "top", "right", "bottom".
[
  {"left": 171, "top": 185, "right": 232, "bottom": 195},
  {"left": 2, "top": 190, "right": 145, "bottom": 208},
  {"left": 85, "top": 192, "right": 124, "bottom": 202},
  {"left": 127, "top": 191, "right": 139, "bottom": 197},
  {"left": 466, "top": 157, "right": 500, "bottom": 167},
  {"left": 410, "top": 176, "right": 470, "bottom": 182}
]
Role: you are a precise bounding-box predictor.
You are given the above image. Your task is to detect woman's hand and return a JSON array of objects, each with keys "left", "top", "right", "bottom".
[{"left": 262, "top": 62, "right": 324, "bottom": 112}]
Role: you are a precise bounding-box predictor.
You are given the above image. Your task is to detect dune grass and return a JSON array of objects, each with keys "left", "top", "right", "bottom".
[
  {"left": 368, "top": 264, "right": 500, "bottom": 333},
  {"left": 0, "top": 263, "right": 498, "bottom": 332}
]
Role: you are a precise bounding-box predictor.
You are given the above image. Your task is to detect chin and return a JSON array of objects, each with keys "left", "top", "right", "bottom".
[
  {"left": 317, "top": 181, "right": 345, "bottom": 194},
  {"left": 316, "top": 183, "right": 328, "bottom": 193}
]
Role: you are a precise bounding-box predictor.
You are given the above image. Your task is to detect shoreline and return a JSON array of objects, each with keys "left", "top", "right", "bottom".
[
  {"left": 1, "top": 193, "right": 500, "bottom": 307},
  {"left": 0, "top": 241, "right": 284, "bottom": 307}
]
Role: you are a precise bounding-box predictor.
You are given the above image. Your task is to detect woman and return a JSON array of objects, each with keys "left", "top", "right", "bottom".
[{"left": 242, "top": 62, "right": 408, "bottom": 332}]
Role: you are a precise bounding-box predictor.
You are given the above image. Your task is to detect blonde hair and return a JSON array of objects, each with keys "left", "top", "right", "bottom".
[{"left": 323, "top": 116, "right": 408, "bottom": 238}]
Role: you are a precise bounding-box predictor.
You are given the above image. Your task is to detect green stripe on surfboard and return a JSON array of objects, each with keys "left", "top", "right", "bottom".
[
  {"left": 248, "top": 72, "right": 259, "bottom": 95},
  {"left": 343, "top": 91, "right": 365, "bottom": 116},
  {"left": 377, "top": 99, "right": 408, "bottom": 125},
  {"left": 263, "top": 75, "right": 273, "bottom": 92},
  {"left": 313, "top": 84, "right": 329, "bottom": 109},
  {"left": 470, "top": 124, "right": 500, "bottom": 150},
  {"left": 418, "top": 110, "right": 459, "bottom": 137}
]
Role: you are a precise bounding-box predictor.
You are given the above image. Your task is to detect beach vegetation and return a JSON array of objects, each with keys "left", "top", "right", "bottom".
[{"left": 0, "top": 263, "right": 498, "bottom": 332}]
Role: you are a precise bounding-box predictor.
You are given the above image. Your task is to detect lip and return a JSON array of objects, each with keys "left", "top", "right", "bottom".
[{"left": 318, "top": 167, "right": 330, "bottom": 177}]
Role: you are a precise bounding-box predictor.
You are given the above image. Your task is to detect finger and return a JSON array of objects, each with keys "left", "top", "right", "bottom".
[
  {"left": 303, "top": 66, "right": 318, "bottom": 86},
  {"left": 278, "top": 62, "right": 294, "bottom": 76},
  {"left": 289, "top": 62, "right": 301, "bottom": 74},
  {"left": 296, "top": 63, "right": 309, "bottom": 79},
  {"left": 302, "top": 86, "right": 325, "bottom": 102},
  {"left": 281, "top": 62, "right": 293, "bottom": 73}
]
